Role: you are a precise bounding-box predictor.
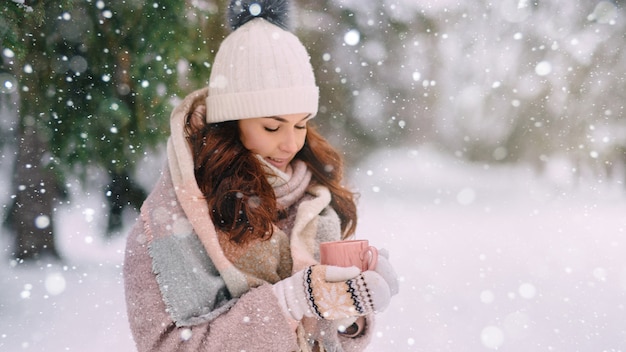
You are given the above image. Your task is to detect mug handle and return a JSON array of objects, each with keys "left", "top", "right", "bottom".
[{"left": 360, "top": 246, "right": 378, "bottom": 270}]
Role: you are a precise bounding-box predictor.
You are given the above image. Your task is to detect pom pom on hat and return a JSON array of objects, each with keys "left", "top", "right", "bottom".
[
  {"left": 228, "top": 0, "right": 291, "bottom": 30},
  {"left": 206, "top": 0, "right": 319, "bottom": 123}
]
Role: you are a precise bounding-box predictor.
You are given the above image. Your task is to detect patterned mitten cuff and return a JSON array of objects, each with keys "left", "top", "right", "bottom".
[
  {"left": 304, "top": 265, "right": 392, "bottom": 320},
  {"left": 304, "top": 265, "right": 373, "bottom": 320},
  {"left": 273, "top": 265, "right": 360, "bottom": 321},
  {"left": 273, "top": 265, "right": 391, "bottom": 322}
]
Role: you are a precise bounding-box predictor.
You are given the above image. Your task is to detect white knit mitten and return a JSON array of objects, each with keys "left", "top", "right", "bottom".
[
  {"left": 376, "top": 248, "right": 400, "bottom": 297},
  {"left": 272, "top": 265, "right": 391, "bottom": 321}
]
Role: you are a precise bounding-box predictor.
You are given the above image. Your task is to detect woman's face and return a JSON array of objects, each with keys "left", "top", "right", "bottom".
[{"left": 238, "top": 113, "right": 311, "bottom": 172}]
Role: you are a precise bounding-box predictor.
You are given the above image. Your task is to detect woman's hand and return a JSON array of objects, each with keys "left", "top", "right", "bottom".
[
  {"left": 272, "top": 264, "right": 393, "bottom": 322},
  {"left": 375, "top": 248, "right": 400, "bottom": 297}
]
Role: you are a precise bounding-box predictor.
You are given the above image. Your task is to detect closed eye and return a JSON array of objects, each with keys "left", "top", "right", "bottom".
[{"left": 264, "top": 126, "right": 279, "bottom": 132}]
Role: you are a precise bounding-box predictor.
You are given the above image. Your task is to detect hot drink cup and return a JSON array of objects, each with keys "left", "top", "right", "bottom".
[{"left": 319, "top": 240, "right": 378, "bottom": 271}]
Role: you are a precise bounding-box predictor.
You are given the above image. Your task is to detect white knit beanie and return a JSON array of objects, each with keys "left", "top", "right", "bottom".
[{"left": 205, "top": 0, "right": 319, "bottom": 123}]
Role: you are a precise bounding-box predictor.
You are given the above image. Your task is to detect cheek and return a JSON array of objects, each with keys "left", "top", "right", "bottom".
[
  {"left": 297, "top": 135, "right": 306, "bottom": 150},
  {"left": 240, "top": 135, "right": 257, "bottom": 152},
  {"left": 296, "top": 131, "right": 307, "bottom": 150},
  {"left": 239, "top": 128, "right": 254, "bottom": 151},
  {"left": 240, "top": 131, "right": 271, "bottom": 154}
]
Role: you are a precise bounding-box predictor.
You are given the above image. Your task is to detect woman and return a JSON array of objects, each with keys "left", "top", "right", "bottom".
[{"left": 123, "top": 1, "right": 399, "bottom": 351}]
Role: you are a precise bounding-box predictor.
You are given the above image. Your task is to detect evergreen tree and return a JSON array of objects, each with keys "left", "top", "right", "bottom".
[{"left": 1, "top": 0, "right": 226, "bottom": 261}]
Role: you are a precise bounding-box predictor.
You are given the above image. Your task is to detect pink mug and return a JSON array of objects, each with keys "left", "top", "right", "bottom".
[{"left": 320, "top": 240, "right": 378, "bottom": 271}]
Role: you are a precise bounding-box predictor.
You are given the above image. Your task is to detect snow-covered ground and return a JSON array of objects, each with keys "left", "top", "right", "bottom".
[{"left": 1, "top": 146, "right": 625, "bottom": 351}]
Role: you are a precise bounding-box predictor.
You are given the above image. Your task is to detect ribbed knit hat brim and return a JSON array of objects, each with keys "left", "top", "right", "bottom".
[{"left": 206, "top": 86, "right": 319, "bottom": 123}]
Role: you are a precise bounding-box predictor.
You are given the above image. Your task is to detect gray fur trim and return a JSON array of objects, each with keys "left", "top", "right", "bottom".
[{"left": 149, "top": 233, "right": 234, "bottom": 327}]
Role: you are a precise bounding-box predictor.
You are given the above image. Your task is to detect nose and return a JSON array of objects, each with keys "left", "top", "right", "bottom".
[{"left": 279, "top": 130, "right": 300, "bottom": 154}]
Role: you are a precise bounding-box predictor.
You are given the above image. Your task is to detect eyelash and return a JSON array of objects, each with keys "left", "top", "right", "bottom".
[{"left": 264, "top": 125, "right": 306, "bottom": 132}]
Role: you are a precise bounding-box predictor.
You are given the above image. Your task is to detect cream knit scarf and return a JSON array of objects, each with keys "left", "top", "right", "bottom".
[
  {"left": 264, "top": 155, "right": 312, "bottom": 209},
  {"left": 166, "top": 87, "right": 340, "bottom": 294}
]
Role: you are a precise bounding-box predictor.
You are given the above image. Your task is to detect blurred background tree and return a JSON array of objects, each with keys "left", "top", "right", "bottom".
[
  {"left": 1, "top": 0, "right": 624, "bottom": 261},
  {"left": 1, "top": 0, "right": 226, "bottom": 261},
  {"left": 310, "top": 0, "right": 625, "bottom": 178}
]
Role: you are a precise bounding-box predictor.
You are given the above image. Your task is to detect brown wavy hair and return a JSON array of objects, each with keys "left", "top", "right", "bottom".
[{"left": 185, "top": 103, "right": 357, "bottom": 244}]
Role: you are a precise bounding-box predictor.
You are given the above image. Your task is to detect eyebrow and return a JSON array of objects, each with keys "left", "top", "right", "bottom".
[{"left": 267, "top": 114, "right": 312, "bottom": 123}]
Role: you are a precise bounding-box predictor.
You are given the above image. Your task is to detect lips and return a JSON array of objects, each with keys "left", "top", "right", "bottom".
[{"left": 266, "top": 157, "right": 290, "bottom": 170}]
